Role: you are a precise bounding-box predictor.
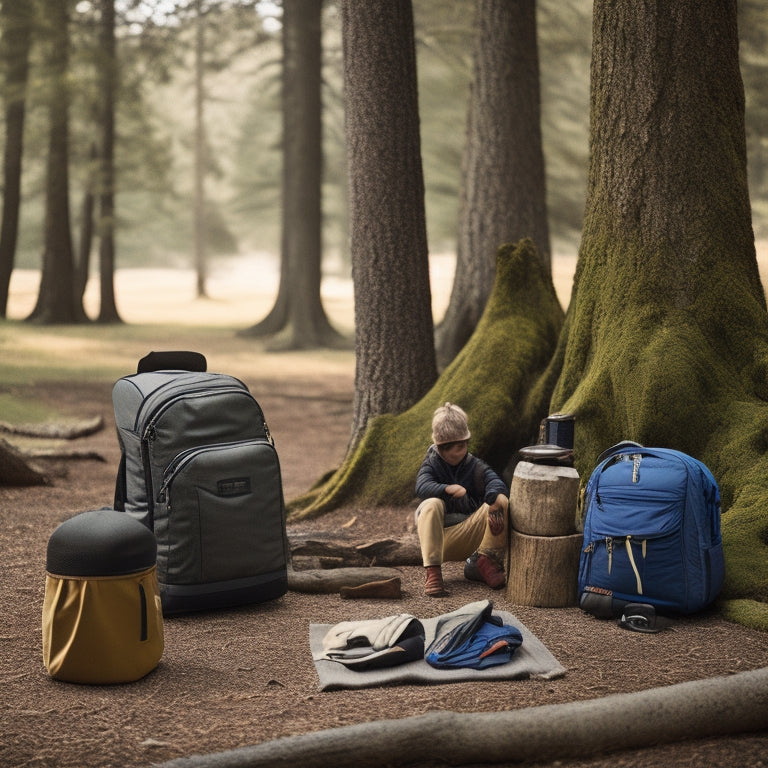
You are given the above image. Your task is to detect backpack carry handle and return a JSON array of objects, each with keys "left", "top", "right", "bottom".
[
  {"left": 596, "top": 440, "right": 643, "bottom": 465},
  {"left": 137, "top": 351, "right": 207, "bottom": 374}
]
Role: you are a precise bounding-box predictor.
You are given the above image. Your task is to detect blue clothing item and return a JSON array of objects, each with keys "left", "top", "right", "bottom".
[
  {"left": 415, "top": 445, "right": 508, "bottom": 523},
  {"left": 425, "top": 599, "right": 523, "bottom": 670}
]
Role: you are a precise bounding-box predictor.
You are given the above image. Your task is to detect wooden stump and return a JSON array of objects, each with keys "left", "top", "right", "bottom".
[
  {"left": 506, "top": 530, "right": 583, "bottom": 607},
  {"left": 510, "top": 461, "right": 580, "bottom": 536}
]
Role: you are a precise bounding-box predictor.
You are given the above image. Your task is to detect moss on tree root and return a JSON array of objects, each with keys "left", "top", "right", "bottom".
[
  {"left": 288, "top": 238, "right": 564, "bottom": 519},
  {"left": 550, "top": 232, "right": 768, "bottom": 630}
]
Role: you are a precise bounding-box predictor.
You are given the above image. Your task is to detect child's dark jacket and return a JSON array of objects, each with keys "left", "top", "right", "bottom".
[{"left": 415, "top": 445, "right": 508, "bottom": 525}]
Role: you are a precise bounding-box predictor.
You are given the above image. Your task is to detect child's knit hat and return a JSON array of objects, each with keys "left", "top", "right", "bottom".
[{"left": 432, "top": 402, "right": 471, "bottom": 445}]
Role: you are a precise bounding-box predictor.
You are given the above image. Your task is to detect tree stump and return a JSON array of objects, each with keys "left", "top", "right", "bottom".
[
  {"left": 510, "top": 460, "right": 580, "bottom": 536},
  {"left": 506, "top": 460, "right": 582, "bottom": 607},
  {"left": 507, "top": 530, "right": 583, "bottom": 607}
]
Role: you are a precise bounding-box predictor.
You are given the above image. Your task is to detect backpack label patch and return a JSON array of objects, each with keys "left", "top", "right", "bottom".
[{"left": 217, "top": 478, "right": 251, "bottom": 497}]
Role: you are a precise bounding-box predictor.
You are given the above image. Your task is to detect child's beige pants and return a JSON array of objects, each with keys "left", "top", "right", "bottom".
[{"left": 415, "top": 497, "right": 508, "bottom": 567}]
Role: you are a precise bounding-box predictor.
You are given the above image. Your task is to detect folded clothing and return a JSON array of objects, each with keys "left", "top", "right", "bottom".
[
  {"left": 315, "top": 600, "right": 523, "bottom": 673},
  {"left": 314, "top": 613, "right": 425, "bottom": 671},
  {"left": 425, "top": 599, "right": 523, "bottom": 670}
]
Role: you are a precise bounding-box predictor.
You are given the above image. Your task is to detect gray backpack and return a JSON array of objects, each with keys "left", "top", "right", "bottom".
[{"left": 113, "top": 352, "right": 288, "bottom": 615}]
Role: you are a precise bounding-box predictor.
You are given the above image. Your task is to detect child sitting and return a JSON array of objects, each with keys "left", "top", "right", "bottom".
[{"left": 414, "top": 402, "right": 509, "bottom": 597}]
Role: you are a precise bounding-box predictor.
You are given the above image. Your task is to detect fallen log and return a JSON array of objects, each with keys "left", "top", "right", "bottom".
[
  {"left": 289, "top": 536, "right": 421, "bottom": 568},
  {"left": 0, "top": 415, "right": 104, "bottom": 440},
  {"left": 287, "top": 567, "right": 403, "bottom": 594},
  {"left": 153, "top": 666, "right": 768, "bottom": 768}
]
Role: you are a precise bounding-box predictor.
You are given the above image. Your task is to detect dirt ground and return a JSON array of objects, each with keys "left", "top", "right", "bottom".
[{"left": 2, "top": 368, "right": 767, "bottom": 768}]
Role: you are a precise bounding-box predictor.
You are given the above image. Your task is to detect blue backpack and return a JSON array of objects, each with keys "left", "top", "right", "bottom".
[{"left": 578, "top": 444, "right": 724, "bottom": 616}]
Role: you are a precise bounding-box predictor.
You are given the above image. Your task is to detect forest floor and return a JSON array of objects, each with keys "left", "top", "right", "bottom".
[{"left": 2, "top": 246, "right": 768, "bottom": 767}]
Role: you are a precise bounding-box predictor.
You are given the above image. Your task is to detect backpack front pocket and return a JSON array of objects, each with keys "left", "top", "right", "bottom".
[{"left": 157, "top": 439, "right": 285, "bottom": 585}]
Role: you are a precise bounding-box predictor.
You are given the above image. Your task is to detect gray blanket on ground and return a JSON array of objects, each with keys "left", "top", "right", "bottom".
[{"left": 310, "top": 608, "right": 566, "bottom": 691}]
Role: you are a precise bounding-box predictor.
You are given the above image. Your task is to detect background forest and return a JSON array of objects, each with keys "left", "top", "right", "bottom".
[{"left": 4, "top": 0, "right": 767, "bottom": 283}]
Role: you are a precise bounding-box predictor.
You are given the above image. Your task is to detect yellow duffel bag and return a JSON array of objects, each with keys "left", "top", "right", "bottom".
[{"left": 42, "top": 508, "right": 164, "bottom": 684}]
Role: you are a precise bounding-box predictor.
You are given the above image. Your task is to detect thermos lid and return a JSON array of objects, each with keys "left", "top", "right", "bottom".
[{"left": 46, "top": 508, "right": 156, "bottom": 577}]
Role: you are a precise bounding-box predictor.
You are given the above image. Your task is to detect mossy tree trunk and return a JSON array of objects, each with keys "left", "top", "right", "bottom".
[
  {"left": 546, "top": 0, "right": 768, "bottom": 627},
  {"left": 289, "top": 0, "right": 768, "bottom": 631},
  {"left": 289, "top": 239, "right": 563, "bottom": 518},
  {"left": 341, "top": 0, "right": 437, "bottom": 450},
  {"left": 436, "top": 0, "right": 551, "bottom": 368}
]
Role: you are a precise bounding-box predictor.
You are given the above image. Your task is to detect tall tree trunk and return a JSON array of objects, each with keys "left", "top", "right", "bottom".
[
  {"left": 343, "top": 0, "right": 437, "bottom": 449},
  {"left": 75, "top": 143, "right": 97, "bottom": 303},
  {"left": 193, "top": 0, "right": 208, "bottom": 299},
  {"left": 435, "top": 0, "right": 550, "bottom": 368},
  {"left": 288, "top": 9, "right": 565, "bottom": 520},
  {"left": 239, "top": 0, "right": 345, "bottom": 350},
  {"left": 0, "top": 0, "right": 33, "bottom": 317},
  {"left": 545, "top": 0, "right": 768, "bottom": 625},
  {"left": 28, "top": 0, "right": 86, "bottom": 324},
  {"left": 96, "top": 0, "right": 121, "bottom": 323}
]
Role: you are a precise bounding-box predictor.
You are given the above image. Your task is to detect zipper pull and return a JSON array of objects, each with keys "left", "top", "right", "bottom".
[
  {"left": 632, "top": 454, "right": 641, "bottom": 483},
  {"left": 606, "top": 537, "right": 613, "bottom": 574}
]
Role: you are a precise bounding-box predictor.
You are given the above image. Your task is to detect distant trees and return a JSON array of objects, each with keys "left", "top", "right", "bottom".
[
  {"left": 240, "top": 0, "right": 345, "bottom": 350},
  {"left": 0, "top": 0, "right": 32, "bottom": 318},
  {"left": 436, "top": 0, "right": 550, "bottom": 366},
  {"left": 28, "top": 0, "right": 86, "bottom": 324},
  {"left": 96, "top": 0, "right": 121, "bottom": 323}
]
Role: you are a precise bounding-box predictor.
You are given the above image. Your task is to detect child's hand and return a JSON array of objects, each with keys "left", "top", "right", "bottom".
[
  {"left": 445, "top": 484, "right": 466, "bottom": 498},
  {"left": 487, "top": 494, "right": 508, "bottom": 535},
  {"left": 488, "top": 508, "right": 505, "bottom": 536}
]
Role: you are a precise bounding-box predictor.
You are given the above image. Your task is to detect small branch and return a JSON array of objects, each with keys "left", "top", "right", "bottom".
[{"left": 23, "top": 448, "right": 106, "bottom": 462}]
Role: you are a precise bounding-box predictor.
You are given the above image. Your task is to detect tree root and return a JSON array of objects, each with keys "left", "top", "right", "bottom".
[{"left": 0, "top": 415, "right": 104, "bottom": 439}]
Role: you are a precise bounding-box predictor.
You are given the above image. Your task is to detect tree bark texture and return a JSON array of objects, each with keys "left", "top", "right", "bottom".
[
  {"left": 509, "top": 461, "right": 580, "bottom": 536},
  {"left": 193, "top": 0, "right": 208, "bottom": 299},
  {"left": 0, "top": 0, "right": 32, "bottom": 317},
  {"left": 28, "top": 0, "right": 85, "bottom": 324},
  {"left": 507, "top": 530, "right": 582, "bottom": 607},
  {"left": 547, "top": 0, "right": 768, "bottom": 620},
  {"left": 240, "top": 0, "right": 345, "bottom": 350},
  {"left": 436, "top": 0, "right": 551, "bottom": 367},
  {"left": 97, "top": 0, "right": 121, "bottom": 323},
  {"left": 342, "top": 0, "right": 437, "bottom": 449}
]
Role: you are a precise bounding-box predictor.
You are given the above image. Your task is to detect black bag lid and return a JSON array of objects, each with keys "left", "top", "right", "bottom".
[
  {"left": 518, "top": 443, "right": 575, "bottom": 466},
  {"left": 46, "top": 508, "right": 156, "bottom": 577}
]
